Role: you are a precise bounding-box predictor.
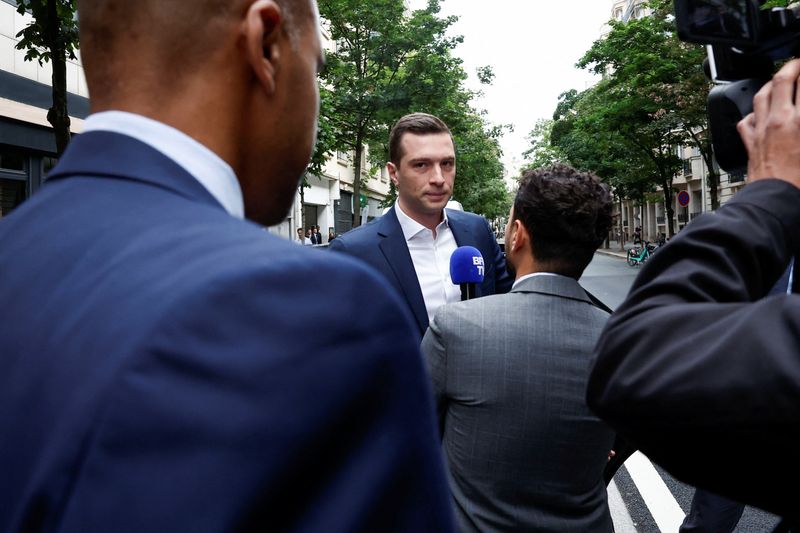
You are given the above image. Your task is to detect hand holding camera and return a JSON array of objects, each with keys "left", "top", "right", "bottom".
[{"left": 737, "top": 58, "right": 800, "bottom": 188}]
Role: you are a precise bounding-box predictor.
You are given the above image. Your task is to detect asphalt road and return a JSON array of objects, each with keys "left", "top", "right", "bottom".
[{"left": 581, "top": 252, "right": 781, "bottom": 533}]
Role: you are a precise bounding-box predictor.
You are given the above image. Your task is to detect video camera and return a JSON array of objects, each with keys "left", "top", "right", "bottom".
[{"left": 674, "top": 0, "right": 800, "bottom": 173}]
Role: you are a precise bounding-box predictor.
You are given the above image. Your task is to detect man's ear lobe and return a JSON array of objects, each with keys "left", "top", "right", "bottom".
[
  {"left": 387, "top": 162, "right": 399, "bottom": 184},
  {"left": 244, "top": 0, "right": 282, "bottom": 95}
]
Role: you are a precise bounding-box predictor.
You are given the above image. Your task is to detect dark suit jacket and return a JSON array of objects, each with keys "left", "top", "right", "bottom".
[
  {"left": 588, "top": 179, "right": 800, "bottom": 521},
  {"left": 329, "top": 206, "right": 511, "bottom": 336},
  {"left": 0, "top": 131, "right": 454, "bottom": 532},
  {"left": 422, "top": 275, "right": 615, "bottom": 532}
]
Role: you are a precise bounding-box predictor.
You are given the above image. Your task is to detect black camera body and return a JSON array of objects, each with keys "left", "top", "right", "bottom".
[{"left": 674, "top": 0, "right": 800, "bottom": 173}]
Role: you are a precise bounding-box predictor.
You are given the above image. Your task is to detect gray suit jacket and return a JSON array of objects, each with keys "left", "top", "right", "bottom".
[{"left": 421, "top": 275, "right": 615, "bottom": 532}]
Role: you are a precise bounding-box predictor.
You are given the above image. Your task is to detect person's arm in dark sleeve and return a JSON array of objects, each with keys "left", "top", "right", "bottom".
[{"left": 587, "top": 179, "right": 800, "bottom": 519}]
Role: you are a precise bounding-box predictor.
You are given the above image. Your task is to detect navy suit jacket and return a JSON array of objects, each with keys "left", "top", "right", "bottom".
[
  {"left": 0, "top": 132, "right": 454, "bottom": 532},
  {"left": 329, "top": 206, "right": 512, "bottom": 336}
]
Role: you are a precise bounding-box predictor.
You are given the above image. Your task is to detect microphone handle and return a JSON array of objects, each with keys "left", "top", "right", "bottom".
[{"left": 460, "top": 283, "right": 477, "bottom": 301}]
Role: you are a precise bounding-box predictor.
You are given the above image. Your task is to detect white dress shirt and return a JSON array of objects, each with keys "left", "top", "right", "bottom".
[
  {"left": 82, "top": 111, "right": 244, "bottom": 219},
  {"left": 395, "top": 202, "right": 460, "bottom": 323}
]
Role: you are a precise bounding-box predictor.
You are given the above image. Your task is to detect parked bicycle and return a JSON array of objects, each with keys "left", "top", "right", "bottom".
[{"left": 626, "top": 241, "right": 659, "bottom": 267}]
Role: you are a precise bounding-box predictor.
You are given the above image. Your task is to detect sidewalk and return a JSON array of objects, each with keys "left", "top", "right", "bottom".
[{"left": 595, "top": 240, "right": 632, "bottom": 260}]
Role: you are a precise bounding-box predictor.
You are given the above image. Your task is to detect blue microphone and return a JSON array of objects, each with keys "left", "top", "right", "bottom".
[{"left": 450, "top": 246, "right": 485, "bottom": 301}]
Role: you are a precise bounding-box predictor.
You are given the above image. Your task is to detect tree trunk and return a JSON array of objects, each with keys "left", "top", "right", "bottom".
[
  {"left": 46, "top": 0, "right": 71, "bottom": 156},
  {"left": 662, "top": 179, "right": 675, "bottom": 237},
  {"left": 352, "top": 140, "right": 364, "bottom": 228},
  {"left": 700, "top": 141, "right": 719, "bottom": 211}
]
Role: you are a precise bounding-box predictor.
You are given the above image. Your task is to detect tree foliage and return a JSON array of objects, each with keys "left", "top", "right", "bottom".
[
  {"left": 15, "top": 0, "right": 79, "bottom": 155},
  {"left": 316, "top": 0, "right": 509, "bottom": 224},
  {"left": 529, "top": 1, "right": 721, "bottom": 236}
]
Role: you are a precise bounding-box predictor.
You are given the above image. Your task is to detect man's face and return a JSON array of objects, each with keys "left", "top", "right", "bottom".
[{"left": 388, "top": 132, "right": 455, "bottom": 223}]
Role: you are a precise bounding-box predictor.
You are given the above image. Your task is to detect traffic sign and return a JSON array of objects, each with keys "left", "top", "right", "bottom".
[{"left": 677, "top": 190, "right": 690, "bottom": 207}]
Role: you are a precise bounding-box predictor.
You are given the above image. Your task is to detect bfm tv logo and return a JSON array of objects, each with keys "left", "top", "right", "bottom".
[{"left": 472, "top": 256, "right": 485, "bottom": 276}]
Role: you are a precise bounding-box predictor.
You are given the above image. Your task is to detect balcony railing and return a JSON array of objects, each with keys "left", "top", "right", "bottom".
[
  {"left": 677, "top": 213, "right": 688, "bottom": 223},
  {"left": 729, "top": 170, "right": 746, "bottom": 183},
  {"left": 690, "top": 211, "right": 702, "bottom": 220},
  {"left": 656, "top": 216, "right": 666, "bottom": 225}
]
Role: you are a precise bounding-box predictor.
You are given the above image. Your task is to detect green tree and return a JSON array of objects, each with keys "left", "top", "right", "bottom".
[
  {"left": 522, "top": 118, "right": 564, "bottom": 171},
  {"left": 578, "top": 11, "right": 691, "bottom": 236},
  {"left": 15, "top": 0, "right": 79, "bottom": 155}
]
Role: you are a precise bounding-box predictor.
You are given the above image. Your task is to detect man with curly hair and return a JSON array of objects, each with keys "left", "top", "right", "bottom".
[{"left": 422, "top": 164, "right": 616, "bottom": 532}]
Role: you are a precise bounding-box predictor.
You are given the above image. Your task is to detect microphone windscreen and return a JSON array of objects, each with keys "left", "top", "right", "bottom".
[{"left": 450, "top": 246, "right": 485, "bottom": 284}]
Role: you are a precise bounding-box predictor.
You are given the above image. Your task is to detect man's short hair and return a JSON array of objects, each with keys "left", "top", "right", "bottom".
[
  {"left": 388, "top": 113, "right": 453, "bottom": 166},
  {"left": 77, "top": 0, "right": 314, "bottom": 97},
  {"left": 514, "top": 164, "right": 612, "bottom": 279}
]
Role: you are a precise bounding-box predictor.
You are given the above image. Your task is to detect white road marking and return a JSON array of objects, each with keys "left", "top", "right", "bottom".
[
  {"left": 625, "top": 451, "right": 686, "bottom": 532},
  {"left": 609, "top": 479, "right": 638, "bottom": 533}
]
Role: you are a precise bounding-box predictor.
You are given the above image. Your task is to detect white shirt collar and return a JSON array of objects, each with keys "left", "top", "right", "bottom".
[
  {"left": 82, "top": 111, "right": 244, "bottom": 219},
  {"left": 394, "top": 201, "right": 448, "bottom": 242},
  {"left": 512, "top": 272, "right": 564, "bottom": 289}
]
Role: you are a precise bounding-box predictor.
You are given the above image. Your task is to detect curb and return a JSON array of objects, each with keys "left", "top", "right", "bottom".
[{"left": 596, "top": 249, "right": 628, "bottom": 260}]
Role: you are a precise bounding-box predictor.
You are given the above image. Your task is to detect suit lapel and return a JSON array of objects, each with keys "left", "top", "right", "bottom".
[
  {"left": 46, "top": 131, "right": 224, "bottom": 212},
  {"left": 447, "top": 209, "right": 475, "bottom": 248},
  {"left": 377, "top": 207, "right": 429, "bottom": 334}
]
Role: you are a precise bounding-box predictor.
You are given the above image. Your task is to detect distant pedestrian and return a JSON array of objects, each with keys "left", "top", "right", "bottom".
[
  {"left": 297, "top": 228, "right": 311, "bottom": 245},
  {"left": 328, "top": 228, "right": 337, "bottom": 243}
]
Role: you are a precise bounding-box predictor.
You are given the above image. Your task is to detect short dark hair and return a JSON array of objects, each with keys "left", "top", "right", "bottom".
[
  {"left": 388, "top": 113, "right": 453, "bottom": 166},
  {"left": 513, "top": 164, "right": 612, "bottom": 279}
]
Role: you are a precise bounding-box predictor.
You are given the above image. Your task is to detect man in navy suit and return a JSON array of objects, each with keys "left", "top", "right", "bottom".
[
  {"left": 0, "top": 1, "right": 454, "bottom": 531},
  {"left": 329, "top": 113, "right": 511, "bottom": 336},
  {"left": 587, "top": 59, "right": 800, "bottom": 525}
]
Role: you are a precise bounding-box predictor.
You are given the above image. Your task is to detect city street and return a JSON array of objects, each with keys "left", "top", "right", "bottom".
[{"left": 580, "top": 253, "right": 781, "bottom": 532}]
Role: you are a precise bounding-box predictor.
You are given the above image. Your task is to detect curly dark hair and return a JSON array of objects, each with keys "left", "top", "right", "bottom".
[{"left": 513, "top": 164, "right": 612, "bottom": 279}]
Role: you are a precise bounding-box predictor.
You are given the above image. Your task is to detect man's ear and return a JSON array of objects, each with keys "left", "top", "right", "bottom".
[
  {"left": 387, "top": 162, "right": 399, "bottom": 186},
  {"left": 511, "top": 219, "right": 527, "bottom": 252},
  {"left": 243, "top": 0, "right": 283, "bottom": 95}
]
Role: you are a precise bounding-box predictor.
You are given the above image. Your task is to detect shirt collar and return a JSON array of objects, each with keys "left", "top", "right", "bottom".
[
  {"left": 512, "top": 272, "right": 564, "bottom": 290},
  {"left": 82, "top": 111, "right": 244, "bottom": 219},
  {"left": 394, "top": 201, "right": 448, "bottom": 242}
]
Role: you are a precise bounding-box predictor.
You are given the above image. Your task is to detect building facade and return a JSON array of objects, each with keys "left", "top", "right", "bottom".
[{"left": 0, "top": 0, "right": 88, "bottom": 218}]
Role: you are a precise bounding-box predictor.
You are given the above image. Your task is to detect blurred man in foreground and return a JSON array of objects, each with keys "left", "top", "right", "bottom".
[
  {"left": 422, "top": 164, "right": 615, "bottom": 532},
  {"left": 588, "top": 59, "right": 800, "bottom": 524},
  {"left": 0, "top": 0, "right": 454, "bottom": 531}
]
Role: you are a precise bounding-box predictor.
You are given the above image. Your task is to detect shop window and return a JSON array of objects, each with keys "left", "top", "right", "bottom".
[
  {"left": 0, "top": 148, "right": 25, "bottom": 173},
  {"left": 0, "top": 178, "right": 26, "bottom": 218},
  {"left": 42, "top": 157, "right": 58, "bottom": 178}
]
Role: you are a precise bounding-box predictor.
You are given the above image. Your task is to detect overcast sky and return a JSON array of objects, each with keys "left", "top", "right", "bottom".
[{"left": 407, "top": 0, "right": 615, "bottom": 177}]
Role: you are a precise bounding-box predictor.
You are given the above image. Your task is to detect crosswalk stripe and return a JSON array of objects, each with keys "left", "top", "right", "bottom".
[
  {"left": 625, "top": 452, "right": 686, "bottom": 532},
  {"left": 609, "top": 479, "right": 638, "bottom": 533}
]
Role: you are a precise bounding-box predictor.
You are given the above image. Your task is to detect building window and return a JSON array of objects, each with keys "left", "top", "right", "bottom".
[
  {"left": 729, "top": 170, "right": 746, "bottom": 183},
  {"left": 0, "top": 178, "right": 25, "bottom": 218},
  {"left": 0, "top": 147, "right": 25, "bottom": 174},
  {"left": 42, "top": 156, "right": 58, "bottom": 178}
]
